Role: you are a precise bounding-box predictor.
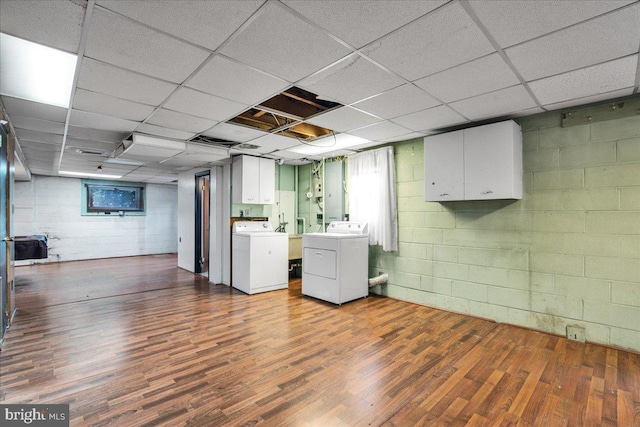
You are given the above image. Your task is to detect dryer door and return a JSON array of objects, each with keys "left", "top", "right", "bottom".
[{"left": 303, "top": 247, "right": 337, "bottom": 280}]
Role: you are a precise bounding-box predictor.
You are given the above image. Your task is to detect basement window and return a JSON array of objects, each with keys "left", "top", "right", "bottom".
[
  {"left": 81, "top": 179, "right": 146, "bottom": 216},
  {"left": 227, "top": 86, "right": 342, "bottom": 141}
]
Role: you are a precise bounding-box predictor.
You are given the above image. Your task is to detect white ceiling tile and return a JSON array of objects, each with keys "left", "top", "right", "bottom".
[
  {"left": 220, "top": 2, "right": 351, "bottom": 82},
  {"left": 0, "top": 0, "right": 84, "bottom": 53},
  {"left": 67, "top": 126, "right": 129, "bottom": 144},
  {"left": 187, "top": 56, "right": 289, "bottom": 105},
  {"left": 270, "top": 148, "right": 309, "bottom": 160},
  {"left": 506, "top": 5, "right": 640, "bottom": 81},
  {"left": 160, "top": 144, "right": 229, "bottom": 167},
  {"left": 307, "top": 149, "right": 356, "bottom": 161},
  {"left": 19, "top": 141, "right": 57, "bottom": 153},
  {"left": 70, "top": 110, "right": 140, "bottom": 133},
  {"left": 364, "top": 2, "right": 495, "bottom": 80},
  {"left": 230, "top": 146, "right": 276, "bottom": 155},
  {"left": 96, "top": 0, "right": 263, "bottom": 51},
  {"left": 13, "top": 129, "right": 64, "bottom": 145},
  {"left": 144, "top": 175, "right": 178, "bottom": 184},
  {"left": 1, "top": 96, "right": 67, "bottom": 122},
  {"left": 469, "top": 0, "right": 635, "bottom": 48},
  {"left": 529, "top": 55, "right": 638, "bottom": 106},
  {"left": 299, "top": 54, "right": 405, "bottom": 105},
  {"left": 146, "top": 108, "right": 218, "bottom": 134},
  {"left": 352, "top": 84, "right": 440, "bottom": 119},
  {"left": 347, "top": 121, "right": 413, "bottom": 141},
  {"left": 414, "top": 53, "right": 521, "bottom": 103},
  {"left": 392, "top": 105, "right": 467, "bottom": 132},
  {"left": 543, "top": 88, "right": 635, "bottom": 112},
  {"left": 202, "top": 122, "right": 268, "bottom": 143},
  {"left": 164, "top": 87, "right": 248, "bottom": 121},
  {"left": 85, "top": 8, "right": 210, "bottom": 83},
  {"left": 287, "top": 133, "right": 370, "bottom": 155},
  {"left": 342, "top": 139, "right": 387, "bottom": 151},
  {"left": 77, "top": 58, "right": 178, "bottom": 106},
  {"left": 65, "top": 138, "right": 119, "bottom": 153},
  {"left": 136, "top": 124, "right": 196, "bottom": 141},
  {"left": 379, "top": 132, "right": 429, "bottom": 143},
  {"left": 73, "top": 89, "right": 156, "bottom": 122},
  {"left": 250, "top": 134, "right": 300, "bottom": 152},
  {"left": 306, "top": 107, "right": 382, "bottom": 132},
  {"left": 283, "top": 0, "right": 446, "bottom": 48},
  {"left": 159, "top": 154, "right": 218, "bottom": 168},
  {"left": 449, "top": 85, "right": 538, "bottom": 121},
  {"left": 8, "top": 116, "right": 65, "bottom": 135}
]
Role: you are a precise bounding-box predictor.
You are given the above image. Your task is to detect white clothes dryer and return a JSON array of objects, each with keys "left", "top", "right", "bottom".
[
  {"left": 232, "top": 221, "right": 288, "bottom": 295},
  {"left": 302, "top": 221, "right": 368, "bottom": 305}
]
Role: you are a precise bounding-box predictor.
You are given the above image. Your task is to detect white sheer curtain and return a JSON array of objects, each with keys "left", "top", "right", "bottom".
[{"left": 348, "top": 146, "right": 398, "bottom": 251}]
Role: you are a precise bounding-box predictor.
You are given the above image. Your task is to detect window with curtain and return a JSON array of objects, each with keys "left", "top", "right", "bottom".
[{"left": 347, "top": 146, "right": 398, "bottom": 251}]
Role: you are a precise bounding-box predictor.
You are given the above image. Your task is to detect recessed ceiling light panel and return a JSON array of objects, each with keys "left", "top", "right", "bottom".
[{"left": 0, "top": 33, "right": 77, "bottom": 108}]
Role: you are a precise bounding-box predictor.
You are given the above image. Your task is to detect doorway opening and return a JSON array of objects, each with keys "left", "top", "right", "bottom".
[
  {"left": 195, "top": 172, "right": 210, "bottom": 277},
  {"left": 1, "top": 124, "right": 9, "bottom": 341}
]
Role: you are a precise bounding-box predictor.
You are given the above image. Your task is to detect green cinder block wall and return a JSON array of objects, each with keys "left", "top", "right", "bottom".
[{"left": 369, "top": 98, "right": 640, "bottom": 352}]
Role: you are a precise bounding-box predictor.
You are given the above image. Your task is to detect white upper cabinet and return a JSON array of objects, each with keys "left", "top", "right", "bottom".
[
  {"left": 258, "top": 157, "right": 275, "bottom": 204},
  {"left": 232, "top": 155, "right": 275, "bottom": 204},
  {"left": 424, "top": 130, "right": 464, "bottom": 201},
  {"left": 424, "top": 120, "right": 522, "bottom": 202}
]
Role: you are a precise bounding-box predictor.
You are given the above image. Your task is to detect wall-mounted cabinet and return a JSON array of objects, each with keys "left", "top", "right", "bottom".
[
  {"left": 232, "top": 155, "right": 275, "bottom": 204},
  {"left": 424, "top": 120, "right": 522, "bottom": 202}
]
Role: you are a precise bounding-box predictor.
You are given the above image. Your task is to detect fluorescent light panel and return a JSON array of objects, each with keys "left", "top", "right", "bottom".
[
  {"left": 0, "top": 33, "right": 77, "bottom": 108},
  {"left": 288, "top": 134, "right": 371, "bottom": 155},
  {"left": 104, "top": 158, "right": 146, "bottom": 166},
  {"left": 59, "top": 170, "right": 122, "bottom": 179}
]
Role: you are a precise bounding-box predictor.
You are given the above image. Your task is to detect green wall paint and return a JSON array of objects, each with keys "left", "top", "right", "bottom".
[{"left": 368, "top": 98, "right": 640, "bottom": 353}]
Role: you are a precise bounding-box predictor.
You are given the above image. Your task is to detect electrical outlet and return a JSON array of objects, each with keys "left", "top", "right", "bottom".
[{"left": 566, "top": 325, "right": 586, "bottom": 343}]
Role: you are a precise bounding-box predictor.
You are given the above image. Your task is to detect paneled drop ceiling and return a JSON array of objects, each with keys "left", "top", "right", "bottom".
[{"left": 1, "top": 0, "right": 639, "bottom": 184}]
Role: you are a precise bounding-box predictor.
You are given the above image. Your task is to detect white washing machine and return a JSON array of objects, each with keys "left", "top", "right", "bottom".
[
  {"left": 302, "top": 221, "right": 369, "bottom": 305},
  {"left": 232, "top": 221, "right": 288, "bottom": 295}
]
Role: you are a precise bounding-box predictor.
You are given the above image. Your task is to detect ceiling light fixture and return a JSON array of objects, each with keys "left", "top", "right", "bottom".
[
  {"left": 288, "top": 134, "right": 371, "bottom": 155},
  {"left": 59, "top": 170, "right": 122, "bottom": 179},
  {"left": 0, "top": 33, "right": 77, "bottom": 108}
]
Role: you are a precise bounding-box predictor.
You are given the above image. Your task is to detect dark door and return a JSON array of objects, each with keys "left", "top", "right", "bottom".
[
  {"left": 195, "top": 172, "right": 210, "bottom": 275},
  {"left": 1, "top": 125, "right": 9, "bottom": 340}
]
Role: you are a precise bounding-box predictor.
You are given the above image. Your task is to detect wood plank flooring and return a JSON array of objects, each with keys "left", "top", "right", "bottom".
[{"left": 2, "top": 254, "right": 639, "bottom": 426}]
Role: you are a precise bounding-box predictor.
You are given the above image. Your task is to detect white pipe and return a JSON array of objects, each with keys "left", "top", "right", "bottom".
[
  {"left": 368, "top": 273, "right": 388, "bottom": 287},
  {"left": 297, "top": 217, "right": 306, "bottom": 233}
]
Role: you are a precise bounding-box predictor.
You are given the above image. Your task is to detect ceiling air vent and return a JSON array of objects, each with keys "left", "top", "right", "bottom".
[
  {"left": 235, "top": 143, "right": 259, "bottom": 150},
  {"left": 190, "top": 135, "right": 241, "bottom": 148},
  {"left": 71, "top": 148, "right": 108, "bottom": 156}
]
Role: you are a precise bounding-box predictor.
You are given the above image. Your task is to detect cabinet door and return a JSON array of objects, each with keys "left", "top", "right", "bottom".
[
  {"left": 463, "top": 121, "right": 520, "bottom": 200},
  {"left": 258, "top": 158, "right": 275, "bottom": 204},
  {"left": 232, "top": 155, "right": 260, "bottom": 204},
  {"left": 424, "top": 131, "right": 464, "bottom": 201}
]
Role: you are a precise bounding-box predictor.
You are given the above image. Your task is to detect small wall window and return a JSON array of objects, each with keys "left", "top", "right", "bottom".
[{"left": 81, "top": 179, "right": 146, "bottom": 216}]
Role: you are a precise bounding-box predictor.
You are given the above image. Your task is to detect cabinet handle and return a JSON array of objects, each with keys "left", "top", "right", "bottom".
[{"left": 481, "top": 190, "right": 494, "bottom": 195}]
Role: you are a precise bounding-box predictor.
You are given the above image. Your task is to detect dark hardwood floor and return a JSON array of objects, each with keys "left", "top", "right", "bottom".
[{"left": 2, "top": 255, "right": 639, "bottom": 426}]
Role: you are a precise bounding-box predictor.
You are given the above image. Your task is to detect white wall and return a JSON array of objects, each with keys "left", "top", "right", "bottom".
[
  {"left": 15, "top": 175, "right": 177, "bottom": 263},
  {"left": 176, "top": 166, "right": 229, "bottom": 284},
  {"left": 177, "top": 169, "right": 200, "bottom": 272}
]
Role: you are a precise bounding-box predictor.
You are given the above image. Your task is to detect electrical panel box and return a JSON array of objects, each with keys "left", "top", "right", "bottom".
[
  {"left": 313, "top": 177, "right": 323, "bottom": 198},
  {"left": 324, "top": 161, "right": 345, "bottom": 223}
]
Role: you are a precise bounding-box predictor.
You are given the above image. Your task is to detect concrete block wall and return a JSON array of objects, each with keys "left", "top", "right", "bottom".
[
  {"left": 15, "top": 175, "right": 177, "bottom": 263},
  {"left": 369, "top": 102, "right": 640, "bottom": 352}
]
